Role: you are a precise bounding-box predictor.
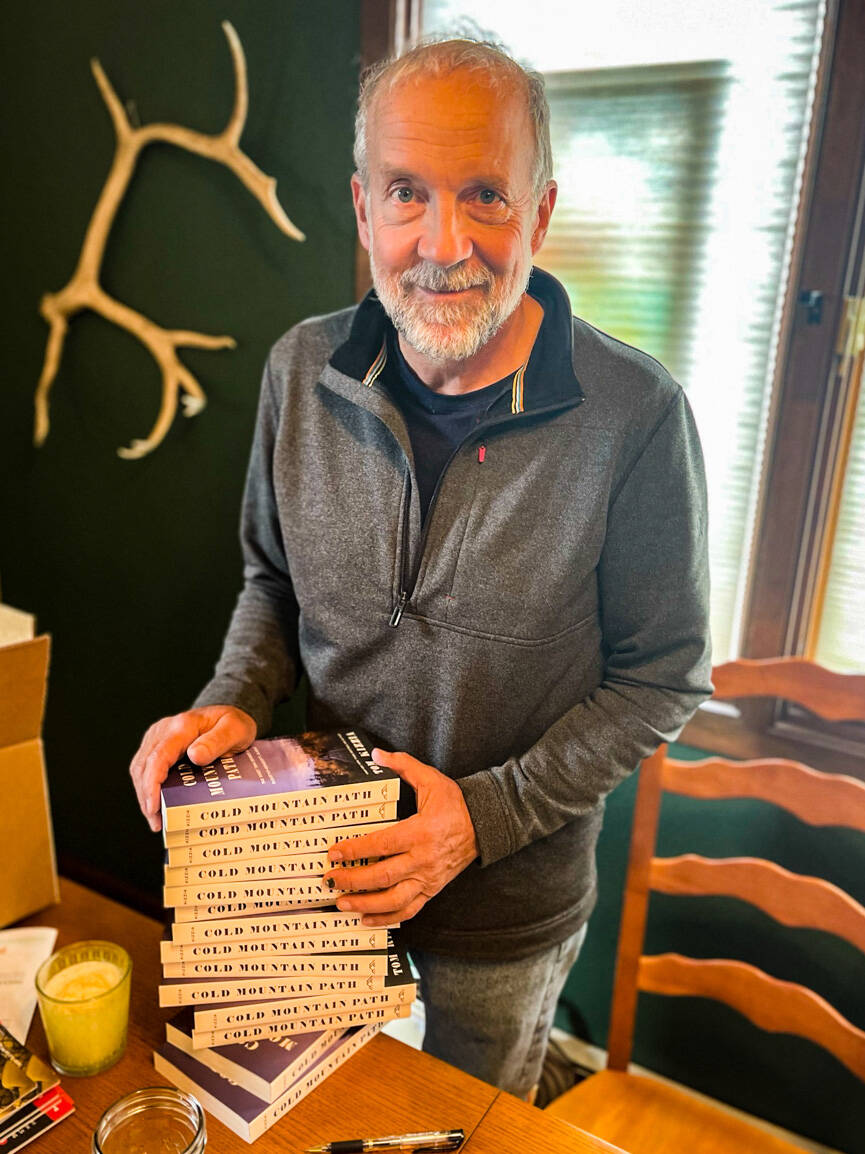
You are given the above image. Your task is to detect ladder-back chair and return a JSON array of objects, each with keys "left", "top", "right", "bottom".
[{"left": 546, "top": 657, "right": 865, "bottom": 1154}]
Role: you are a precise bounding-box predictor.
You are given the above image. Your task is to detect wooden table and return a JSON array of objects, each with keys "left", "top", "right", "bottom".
[{"left": 21, "top": 880, "right": 625, "bottom": 1152}]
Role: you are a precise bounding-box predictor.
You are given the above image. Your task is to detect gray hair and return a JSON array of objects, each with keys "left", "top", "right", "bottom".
[{"left": 353, "top": 37, "right": 553, "bottom": 198}]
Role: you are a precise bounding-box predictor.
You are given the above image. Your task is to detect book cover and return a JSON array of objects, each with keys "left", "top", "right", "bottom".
[
  {"left": 160, "top": 731, "right": 399, "bottom": 833},
  {"left": 153, "top": 1024, "right": 379, "bottom": 1142},
  {"left": 0, "top": 1086, "right": 75, "bottom": 1151},
  {"left": 167, "top": 907, "right": 383, "bottom": 945},
  {"left": 160, "top": 928, "right": 390, "bottom": 964},
  {"left": 164, "top": 851, "right": 374, "bottom": 887},
  {"left": 165, "top": 1012, "right": 342, "bottom": 1101},
  {"left": 165, "top": 821, "right": 394, "bottom": 867},
  {"left": 159, "top": 934, "right": 407, "bottom": 1008},
  {"left": 163, "top": 877, "right": 354, "bottom": 909},
  {"left": 162, "top": 939, "right": 394, "bottom": 979},
  {"left": 0, "top": 1025, "right": 57, "bottom": 1124},
  {"left": 162, "top": 803, "right": 398, "bottom": 849}
]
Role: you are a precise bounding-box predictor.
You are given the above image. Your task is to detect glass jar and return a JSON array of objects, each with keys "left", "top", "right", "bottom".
[{"left": 92, "top": 1087, "right": 206, "bottom": 1154}]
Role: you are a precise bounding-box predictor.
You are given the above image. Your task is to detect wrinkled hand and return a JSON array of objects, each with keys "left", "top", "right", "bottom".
[
  {"left": 129, "top": 705, "right": 257, "bottom": 833},
  {"left": 323, "top": 749, "right": 479, "bottom": 926}
]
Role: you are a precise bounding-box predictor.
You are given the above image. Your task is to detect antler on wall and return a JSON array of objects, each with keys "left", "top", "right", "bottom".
[{"left": 34, "top": 21, "right": 304, "bottom": 460}]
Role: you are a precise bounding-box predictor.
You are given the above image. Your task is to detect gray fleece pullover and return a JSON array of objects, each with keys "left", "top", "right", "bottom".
[{"left": 196, "top": 269, "right": 712, "bottom": 959}]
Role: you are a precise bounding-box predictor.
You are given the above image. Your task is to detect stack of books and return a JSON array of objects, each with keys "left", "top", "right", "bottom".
[{"left": 152, "top": 730, "right": 417, "bottom": 1142}]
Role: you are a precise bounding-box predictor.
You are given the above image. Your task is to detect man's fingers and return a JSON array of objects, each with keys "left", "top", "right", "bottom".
[
  {"left": 342, "top": 892, "right": 428, "bottom": 928},
  {"left": 328, "top": 817, "right": 416, "bottom": 865},
  {"left": 371, "top": 748, "right": 433, "bottom": 790},
  {"left": 325, "top": 851, "right": 413, "bottom": 894},
  {"left": 336, "top": 877, "right": 421, "bottom": 916},
  {"left": 188, "top": 712, "right": 251, "bottom": 765}
]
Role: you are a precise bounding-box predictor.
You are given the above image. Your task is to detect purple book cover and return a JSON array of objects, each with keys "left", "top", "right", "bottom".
[
  {"left": 160, "top": 731, "right": 398, "bottom": 830},
  {"left": 154, "top": 1025, "right": 377, "bottom": 1140},
  {"left": 167, "top": 1009, "right": 342, "bottom": 1099}
]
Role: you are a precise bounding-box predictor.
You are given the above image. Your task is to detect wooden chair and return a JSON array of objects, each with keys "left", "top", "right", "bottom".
[{"left": 546, "top": 657, "right": 865, "bottom": 1154}]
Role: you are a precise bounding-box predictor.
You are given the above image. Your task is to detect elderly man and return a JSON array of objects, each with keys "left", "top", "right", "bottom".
[{"left": 131, "top": 38, "right": 712, "bottom": 1098}]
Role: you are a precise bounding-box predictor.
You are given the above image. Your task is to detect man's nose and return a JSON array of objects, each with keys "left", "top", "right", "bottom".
[{"left": 417, "top": 203, "right": 473, "bottom": 267}]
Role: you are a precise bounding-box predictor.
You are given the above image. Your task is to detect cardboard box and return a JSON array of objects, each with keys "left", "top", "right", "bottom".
[{"left": 0, "top": 605, "right": 59, "bottom": 927}]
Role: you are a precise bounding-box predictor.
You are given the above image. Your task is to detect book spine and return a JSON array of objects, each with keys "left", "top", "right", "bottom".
[
  {"left": 193, "top": 985, "right": 417, "bottom": 1031},
  {"left": 163, "top": 878, "right": 348, "bottom": 909},
  {"left": 171, "top": 895, "right": 336, "bottom": 923},
  {"left": 165, "top": 822, "right": 393, "bottom": 866},
  {"left": 162, "top": 803, "right": 398, "bottom": 848},
  {"left": 164, "top": 853, "right": 373, "bottom": 887},
  {"left": 159, "top": 970, "right": 390, "bottom": 1007},
  {"left": 191, "top": 1004, "right": 409, "bottom": 1048},
  {"left": 163, "top": 1024, "right": 343, "bottom": 1102},
  {"left": 168, "top": 909, "right": 369, "bottom": 945},
  {"left": 160, "top": 929, "right": 390, "bottom": 962},
  {"left": 163, "top": 779, "right": 400, "bottom": 833},
  {"left": 162, "top": 952, "right": 388, "bottom": 979}
]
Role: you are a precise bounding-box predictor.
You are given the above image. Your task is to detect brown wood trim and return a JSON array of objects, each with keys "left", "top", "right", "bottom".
[
  {"left": 638, "top": 954, "right": 865, "bottom": 1082},
  {"left": 649, "top": 855, "right": 865, "bottom": 952},
  {"left": 605, "top": 745, "right": 665, "bottom": 1072},
  {"left": 661, "top": 754, "right": 865, "bottom": 829},
  {"left": 742, "top": 0, "right": 865, "bottom": 666}
]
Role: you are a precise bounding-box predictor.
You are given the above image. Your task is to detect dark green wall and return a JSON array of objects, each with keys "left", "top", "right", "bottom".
[
  {"left": 1, "top": 2, "right": 360, "bottom": 900},
  {"left": 559, "top": 742, "right": 865, "bottom": 1153}
]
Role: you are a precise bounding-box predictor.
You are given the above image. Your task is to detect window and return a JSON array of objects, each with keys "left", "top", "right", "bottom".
[{"left": 360, "top": 0, "right": 865, "bottom": 773}]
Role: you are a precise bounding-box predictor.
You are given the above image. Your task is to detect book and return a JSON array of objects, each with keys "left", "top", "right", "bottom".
[
  {"left": 159, "top": 934, "right": 408, "bottom": 1008},
  {"left": 160, "top": 928, "right": 391, "bottom": 964},
  {"left": 162, "top": 940, "right": 394, "bottom": 979},
  {"left": 162, "top": 803, "right": 398, "bottom": 849},
  {"left": 153, "top": 1024, "right": 379, "bottom": 1142},
  {"left": 160, "top": 730, "right": 399, "bottom": 833},
  {"left": 163, "top": 878, "right": 349, "bottom": 911},
  {"left": 163, "top": 850, "right": 374, "bottom": 887},
  {"left": 166, "top": 907, "right": 385, "bottom": 945},
  {"left": 191, "top": 963, "right": 416, "bottom": 1031},
  {"left": 190, "top": 1002, "right": 411, "bottom": 1048},
  {"left": 172, "top": 897, "right": 331, "bottom": 924},
  {"left": 165, "top": 821, "right": 394, "bottom": 866},
  {"left": 0, "top": 1086, "right": 75, "bottom": 1151},
  {"left": 0, "top": 1024, "right": 57, "bottom": 1124},
  {"left": 165, "top": 1011, "right": 342, "bottom": 1101}
]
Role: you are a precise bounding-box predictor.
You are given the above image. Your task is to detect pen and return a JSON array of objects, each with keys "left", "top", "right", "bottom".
[{"left": 306, "top": 1128, "right": 465, "bottom": 1153}]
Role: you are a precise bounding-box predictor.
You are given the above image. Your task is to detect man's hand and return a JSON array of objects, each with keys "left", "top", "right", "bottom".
[
  {"left": 323, "top": 749, "right": 479, "bottom": 926},
  {"left": 129, "top": 705, "right": 256, "bottom": 833}
]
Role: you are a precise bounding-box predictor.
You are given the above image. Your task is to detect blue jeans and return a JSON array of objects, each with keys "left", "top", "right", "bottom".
[{"left": 410, "top": 924, "right": 587, "bottom": 1098}]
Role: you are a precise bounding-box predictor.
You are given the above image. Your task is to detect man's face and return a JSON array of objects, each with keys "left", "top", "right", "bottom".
[{"left": 352, "top": 70, "right": 555, "bottom": 364}]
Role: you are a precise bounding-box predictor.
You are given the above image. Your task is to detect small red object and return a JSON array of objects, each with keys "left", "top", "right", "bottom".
[{"left": 478, "top": 445, "right": 486, "bottom": 463}]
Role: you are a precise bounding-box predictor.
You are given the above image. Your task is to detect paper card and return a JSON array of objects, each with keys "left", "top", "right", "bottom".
[{"left": 0, "top": 927, "right": 58, "bottom": 1044}]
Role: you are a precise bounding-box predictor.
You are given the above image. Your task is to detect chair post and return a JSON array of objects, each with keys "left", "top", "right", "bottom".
[{"left": 606, "top": 743, "right": 666, "bottom": 1071}]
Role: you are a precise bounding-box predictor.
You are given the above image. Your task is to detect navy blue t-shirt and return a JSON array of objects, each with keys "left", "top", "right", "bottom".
[{"left": 383, "top": 331, "right": 510, "bottom": 523}]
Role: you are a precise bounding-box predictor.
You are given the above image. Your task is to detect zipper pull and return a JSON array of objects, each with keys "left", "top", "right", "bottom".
[
  {"left": 389, "top": 590, "right": 408, "bottom": 628},
  {"left": 478, "top": 443, "right": 486, "bottom": 463}
]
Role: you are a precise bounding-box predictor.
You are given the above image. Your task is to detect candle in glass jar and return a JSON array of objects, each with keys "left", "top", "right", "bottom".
[{"left": 36, "top": 941, "right": 131, "bottom": 1076}]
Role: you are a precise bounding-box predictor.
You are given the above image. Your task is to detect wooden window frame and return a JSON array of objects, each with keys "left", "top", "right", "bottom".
[{"left": 359, "top": 0, "right": 865, "bottom": 776}]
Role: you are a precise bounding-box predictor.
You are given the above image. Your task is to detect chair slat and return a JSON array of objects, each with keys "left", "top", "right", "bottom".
[
  {"left": 649, "top": 855, "right": 865, "bottom": 952},
  {"left": 712, "top": 658, "right": 865, "bottom": 721},
  {"left": 638, "top": 954, "right": 865, "bottom": 1081},
  {"left": 661, "top": 757, "right": 865, "bottom": 831}
]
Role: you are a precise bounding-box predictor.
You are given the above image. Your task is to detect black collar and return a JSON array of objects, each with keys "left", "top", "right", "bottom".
[{"left": 328, "top": 267, "right": 584, "bottom": 414}]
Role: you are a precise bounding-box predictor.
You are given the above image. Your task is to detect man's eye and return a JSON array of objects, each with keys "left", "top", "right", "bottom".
[
  {"left": 478, "top": 189, "right": 501, "bottom": 205},
  {"left": 393, "top": 187, "right": 414, "bottom": 203}
]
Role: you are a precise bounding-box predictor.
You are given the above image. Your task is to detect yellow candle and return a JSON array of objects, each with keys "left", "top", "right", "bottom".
[{"left": 36, "top": 941, "right": 131, "bottom": 1076}]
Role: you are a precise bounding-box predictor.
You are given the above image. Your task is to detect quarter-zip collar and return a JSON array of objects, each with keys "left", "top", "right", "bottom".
[{"left": 327, "top": 267, "right": 585, "bottom": 415}]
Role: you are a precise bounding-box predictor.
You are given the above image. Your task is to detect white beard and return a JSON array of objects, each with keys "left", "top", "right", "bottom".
[{"left": 369, "top": 252, "right": 530, "bottom": 364}]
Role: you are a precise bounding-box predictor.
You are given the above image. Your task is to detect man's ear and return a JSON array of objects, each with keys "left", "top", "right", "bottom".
[
  {"left": 530, "top": 181, "right": 557, "bottom": 255},
  {"left": 351, "top": 172, "right": 371, "bottom": 253}
]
